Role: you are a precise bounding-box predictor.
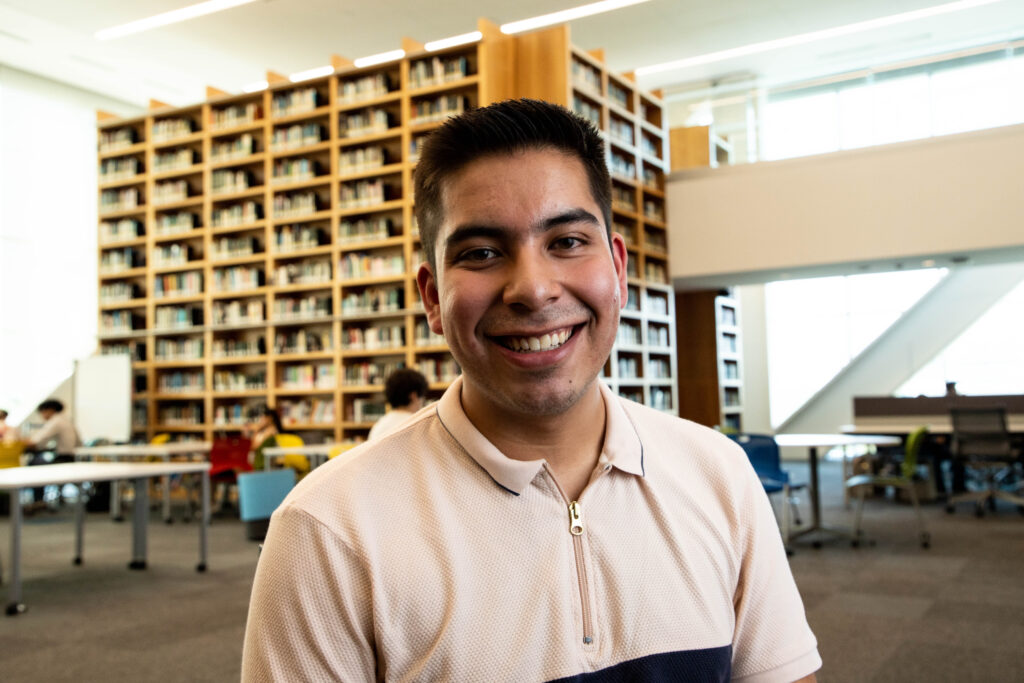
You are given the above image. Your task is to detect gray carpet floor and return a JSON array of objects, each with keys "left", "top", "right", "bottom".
[{"left": 0, "top": 460, "right": 1021, "bottom": 682}]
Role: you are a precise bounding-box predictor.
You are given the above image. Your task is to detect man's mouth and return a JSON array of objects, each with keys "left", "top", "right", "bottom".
[{"left": 497, "top": 326, "right": 575, "bottom": 353}]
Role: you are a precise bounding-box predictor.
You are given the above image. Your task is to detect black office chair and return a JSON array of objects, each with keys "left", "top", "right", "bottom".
[{"left": 945, "top": 407, "right": 1024, "bottom": 516}]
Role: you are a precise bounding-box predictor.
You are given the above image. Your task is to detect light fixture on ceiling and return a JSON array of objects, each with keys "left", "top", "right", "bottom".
[
  {"left": 353, "top": 49, "right": 406, "bottom": 68},
  {"left": 635, "top": 0, "right": 1007, "bottom": 77},
  {"left": 425, "top": 31, "right": 483, "bottom": 52},
  {"left": 289, "top": 65, "right": 334, "bottom": 82},
  {"left": 242, "top": 80, "right": 268, "bottom": 93},
  {"left": 96, "top": 0, "right": 259, "bottom": 41},
  {"left": 500, "top": 0, "right": 653, "bottom": 35}
]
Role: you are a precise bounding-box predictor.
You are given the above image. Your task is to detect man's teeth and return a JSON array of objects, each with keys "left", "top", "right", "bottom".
[{"left": 506, "top": 329, "right": 571, "bottom": 352}]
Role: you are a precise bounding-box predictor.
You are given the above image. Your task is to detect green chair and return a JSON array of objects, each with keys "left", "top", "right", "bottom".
[{"left": 845, "top": 426, "right": 931, "bottom": 549}]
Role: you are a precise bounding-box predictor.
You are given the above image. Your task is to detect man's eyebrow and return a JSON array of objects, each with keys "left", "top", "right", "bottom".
[
  {"left": 444, "top": 224, "right": 505, "bottom": 251},
  {"left": 539, "top": 208, "right": 602, "bottom": 231},
  {"left": 443, "top": 209, "right": 603, "bottom": 252}
]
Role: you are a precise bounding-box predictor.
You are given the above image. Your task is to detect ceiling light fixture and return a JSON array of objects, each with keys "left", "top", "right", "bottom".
[
  {"left": 425, "top": 31, "right": 483, "bottom": 52},
  {"left": 636, "top": 0, "right": 1006, "bottom": 76},
  {"left": 289, "top": 65, "right": 334, "bottom": 82},
  {"left": 242, "top": 80, "right": 268, "bottom": 93},
  {"left": 501, "top": 0, "right": 653, "bottom": 35},
  {"left": 95, "top": 0, "right": 259, "bottom": 41},
  {"left": 354, "top": 49, "right": 406, "bottom": 68}
]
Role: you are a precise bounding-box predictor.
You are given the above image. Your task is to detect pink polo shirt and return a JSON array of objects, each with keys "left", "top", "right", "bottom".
[{"left": 242, "top": 377, "right": 820, "bottom": 681}]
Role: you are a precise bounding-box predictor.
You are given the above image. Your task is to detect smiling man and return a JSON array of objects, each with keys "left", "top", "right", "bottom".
[{"left": 243, "top": 99, "right": 821, "bottom": 682}]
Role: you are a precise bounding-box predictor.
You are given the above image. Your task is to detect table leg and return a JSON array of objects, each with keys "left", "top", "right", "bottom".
[
  {"left": 74, "top": 484, "right": 85, "bottom": 566},
  {"left": 129, "top": 477, "right": 148, "bottom": 570},
  {"left": 6, "top": 487, "right": 26, "bottom": 615},
  {"left": 162, "top": 455, "right": 172, "bottom": 524},
  {"left": 788, "top": 445, "right": 859, "bottom": 547},
  {"left": 197, "top": 471, "right": 209, "bottom": 573}
]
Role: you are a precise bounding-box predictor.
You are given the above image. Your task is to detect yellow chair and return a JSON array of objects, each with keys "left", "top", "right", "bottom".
[
  {"left": 150, "top": 433, "right": 171, "bottom": 445},
  {"left": 275, "top": 433, "right": 309, "bottom": 475},
  {"left": 0, "top": 441, "right": 25, "bottom": 469}
]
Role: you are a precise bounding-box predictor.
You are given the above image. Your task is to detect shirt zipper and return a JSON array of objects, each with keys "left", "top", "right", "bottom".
[{"left": 568, "top": 500, "right": 595, "bottom": 646}]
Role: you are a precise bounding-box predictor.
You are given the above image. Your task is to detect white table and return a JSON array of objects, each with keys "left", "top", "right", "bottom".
[
  {"left": 0, "top": 461, "right": 211, "bottom": 616},
  {"left": 261, "top": 444, "right": 338, "bottom": 471},
  {"left": 774, "top": 433, "right": 902, "bottom": 547},
  {"left": 73, "top": 442, "right": 211, "bottom": 522}
]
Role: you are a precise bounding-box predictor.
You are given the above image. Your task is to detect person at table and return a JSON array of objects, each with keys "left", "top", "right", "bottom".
[
  {"left": 0, "top": 408, "right": 20, "bottom": 442},
  {"left": 367, "top": 368, "right": 429, "bottom": 441},
  {"left": 23, "top": 398, "right": 82, "bottom": 508},
  {"left": 245, "top": 404, "right": 283, "bottom": 470},
  {"left": 243, "top": 99, "right": 820, "bottom": 682}
]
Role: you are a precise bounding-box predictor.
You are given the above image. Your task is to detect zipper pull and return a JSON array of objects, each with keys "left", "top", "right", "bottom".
[{"left": 569, "top": 501, "right": 584, "bottom": 536}]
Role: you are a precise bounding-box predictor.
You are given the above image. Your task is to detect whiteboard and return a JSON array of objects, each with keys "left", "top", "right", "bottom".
[{"left": 74, "top": 355, "right": 132, "bottom": 443}]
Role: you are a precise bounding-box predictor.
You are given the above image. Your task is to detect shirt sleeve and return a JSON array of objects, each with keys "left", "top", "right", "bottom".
[
  {"left": 241, "top": 505, "right": 377, "bottom": 682},
  {"left": 29, "top": 417, "right": 58, "bottom": 448},
  {"left": 730, "top": 460, "right": 822, "bottom": 683}
]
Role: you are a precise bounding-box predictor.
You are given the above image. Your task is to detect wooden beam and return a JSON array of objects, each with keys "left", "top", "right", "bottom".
[
  {"left": 402, "top": 37, "right": 424, "bottom": 54},
  {"left": 206, "top": 86, "right": 230, "bottom": 99},
  {"left": 621, "top": 71, "right": 636, "bottom": 83},
  {"left": 96, "top": 110, "right": 119, "bottom": 122},
  {"left": 148, "top": 99, "right": 172, "bottom": 110},
  {"left": 266, "top": 70, "right": 288, "bottom": 85},
  {"left": 587, "top": 48, "right": 605, "bottom": 63},
  {"left": 331, "top": 54, "right": 353, "bottom": 70}
]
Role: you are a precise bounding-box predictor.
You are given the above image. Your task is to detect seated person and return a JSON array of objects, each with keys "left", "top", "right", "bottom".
[
  {"left": 368, "top": 368, "right": 429, "bottom": 441},
  {"left": 0, "top": 408, "right": 21, "bottom": 443},
  {"left": 245, "top": 405, "right": 283, "bottom": 470},
  {"left": 24, "top": 399, "right": 82, "bottom": 508}
]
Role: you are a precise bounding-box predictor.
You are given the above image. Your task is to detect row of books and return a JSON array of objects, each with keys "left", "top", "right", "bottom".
[
  {"left": 212, "top": 169, "right": 255, "bottom": 195},
  {"left": 609, "top": 117, "right": 635, "bottom": 147},
  {"left": 271, "top": 87, "right": 322, "bottom": 119},
  {"left": 100, "top": 247, "right": 145, "bottom": 273},
  {"left": 339, "top": 178, "right": 391, "bottom": 209},
  {"left": 339, "top": 252, "right": 405, "bottom": 279},
  {"left": 572, "top": 96, "right": 601, "bottom": 128},
  {"left": 152, "top": 118, "right": 196, "bottom": 143},
  {"left": 339, "top": 216, "right": 394, "bottom": 243},
  {"left": 338, "top": 73, "right": 392, "bottom": 104},
  {"left": 343, "top": 360, "right": 404, "bottom": 387},
  {"left": 617, "top": 322, "right": 642, "bottom": 346},
  {"left": 341, "top": 324, "right": 405, "bottom": 351},
  {"left": 154, "top": 148, "right": 199, "bottom": 173},
  {"left": 153, "top": 243, "right": 195, "bottom": 267},
  {"left": 409, "top": 95, "right": 469, "bottom": 126},
  {"left": 211, "top": 102, "right": 261, "bottom": 130},
  {"left": 214, "top": 266, "right": 264, "bottom": 292},
  {"left": 212, "top": 133, "right": 258, "bottom": 162},
  {"left": 610, "top": 153, "right": 636, "bottom": 180},
  {"left": 273, "top": 295, "right": 332, "bottom": 320},
  {"left": 213, "top": 404, "right": 250, "bottom": 427},
  {"left": 274, "top": 260, "right": 331, "bottom": 287},
  {"left": 409, "top": 55, "right": 472, "bottom": 89},
  {"left": 415, "top": 356, "right": 459, "bottom": 384},
  {"left": 275, "top": 225, "right": 328, "bottom": 252},
  {"left": 271, "top": 123, "right": 325, "bottom": 152},
  {"left": 99, "top": 127, "right": 139, "bottom": 153},
  {"left": 275, "top": 328, "right": 331, "bottom": 354},
  {"left": 278, "top": 364, "right": 335, "bottom": 390},
  {"left": 279, "top": 397, "right": 334, "bottom": 425},
  {"left": 571, "top": 58, "right": 602, "bottom": 94},
  {"left": 154, "top": 271, "right": 203, "bottom": 298},
  {"left": 349, "top": 398, "right": 385, "bottom": 424},
  {"left": 157, "top": 370, "right": 204, "bottom": 393},
  {"left": 340, "top": 286, "right": 402, "bottom": 315},
  {"left": 155, "top": 337, "right": 204, "bottom": 361},
  {"left": 156, "top": 211, "right": 198, "bottom": 235},
  {"left": 213, "top": 337, "right": 265, "bottom": 358},
  {"left": 272, "top": 158, "right": 322, "bottom": 184},
  {"left": 153, "top": 180, "right": 190, "bottom": 205},
  {"left": 273, "top": 191, "right": 320, "bottom": 218},
  {"left": 414, "top": 320, "right": 446, "bottom": 347},
  {"left": 158, "top": 405, "right": 203, "bottom": 425},
  {"left": 339, "top": 108, "right": 392, "bottom": 138},
  {"left": 100, "top": 218, "right": 143, "bottom": 244},
  {"left": 212, "top": 200, "right": 262, "bottom": 227},
  {"left": 213, "top": 300, "right": 264, "bottom": 326},
  {"left": 101, "top": 310, "right": 143, "bottom": 334},
  {"left": 338, "top": 145, "right": 389, "bottom": 174},
  {"left": 100, "top": 187, "right": 141, "bottom": 213},
  {"left": 100, "top": 156, "right": 142, "bottom": 181},
  {"left": 648, "top": 323, "right": 671, "bottom": 348},
  {"left": 213, "top": 370, "right": 268, "bottom": 392},
  {"left": 100, "top": 282, "right": 142, "bottom": 303},
  {"left": 211, "top": 235, "right": 260, "bottom": 260},
  {"left": 155, "top": 306, "right": 203, "bottom": 330}
]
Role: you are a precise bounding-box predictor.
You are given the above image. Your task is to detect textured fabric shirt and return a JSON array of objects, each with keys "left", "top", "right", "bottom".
[
  {"left": 29, "top": 413, "right": 81, "bottom": 454},
  {"left": 367, "top": 408, "right": 416, "bottom": 441},
  {"left": 242, "top": 377, "right": 820, "bottom": 682}
]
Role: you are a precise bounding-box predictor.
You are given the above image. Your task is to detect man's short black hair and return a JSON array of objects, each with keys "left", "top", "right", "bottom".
[
  {"left": 0, "top": 409, "right": 8, "bottom": 420},
  {"left": 384, "top": 369, "right": 429, "bottom": 409},
  {"left": 413, "top": 98, "right": 612, "bottom": 272},
  {"left": 38, "top": 399, "right": 64, "bottom": 413}
]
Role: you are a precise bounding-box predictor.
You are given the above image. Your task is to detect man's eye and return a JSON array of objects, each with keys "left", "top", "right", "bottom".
[
  {"left": 552, "top": 236, "right": 584, "bottom": 250},
  {"left": 457, "top": 247, "right": 499, "bottom": 263}
]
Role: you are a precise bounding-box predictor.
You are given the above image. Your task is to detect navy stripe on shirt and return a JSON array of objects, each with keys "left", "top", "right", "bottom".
[{"left": 548, "top": 646, "right": 732, "bottom": 683}]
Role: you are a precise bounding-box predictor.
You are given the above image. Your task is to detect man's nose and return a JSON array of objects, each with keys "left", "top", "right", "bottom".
[{"left": 502, "top": 252, "right": 562, "bottom": 309}]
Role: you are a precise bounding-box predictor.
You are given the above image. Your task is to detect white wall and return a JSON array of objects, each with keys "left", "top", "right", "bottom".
[
  {"left": 736, "top": 285, "right": 771, "bottom": 434},
  {"left": 667, "top": 123, "right": 1024, "bottom": 288}
]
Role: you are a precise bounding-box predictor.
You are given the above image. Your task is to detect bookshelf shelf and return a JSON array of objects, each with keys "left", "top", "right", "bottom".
[{"left": 96, "top": 20, "right": 677, "bottom": 441}]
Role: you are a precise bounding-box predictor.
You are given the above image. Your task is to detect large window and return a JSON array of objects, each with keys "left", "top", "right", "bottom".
[
  {"left": 0, "top": 68, "right": 135, "bottom": 424},
  {"left": 765, "top": 269, "right": 947, "bottom": 427},
  {"left": 763, "top": 46, "right": 1024, "bottom": 161},
  {"left": 897, "top": 280, "right": 1024, "bottom": 397}
]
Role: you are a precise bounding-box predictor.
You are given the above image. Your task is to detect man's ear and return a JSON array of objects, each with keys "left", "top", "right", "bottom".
[
  {"left": 416, "top": 262, "right": 444, "bottom": 335},
  {"left": 610, "top": 231, "right": 628, "bottom": 310}
]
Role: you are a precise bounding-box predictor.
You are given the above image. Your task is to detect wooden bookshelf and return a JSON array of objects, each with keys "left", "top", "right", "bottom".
[{"left": 96, "top": 19, "right": 679, "bottom": 444}]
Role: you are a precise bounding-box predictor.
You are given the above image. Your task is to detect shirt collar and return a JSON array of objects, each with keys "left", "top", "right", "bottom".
[{"left": 436, "top": 376, "right": 645, "bottom": 495}]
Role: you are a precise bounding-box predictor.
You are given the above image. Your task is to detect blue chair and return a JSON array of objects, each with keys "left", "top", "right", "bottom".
[
  {"left": 729, "top": 434, "right": 806, "bottom": 549},
  {"left": 237, "top": 469, "right": 296, "bottom": 541}
]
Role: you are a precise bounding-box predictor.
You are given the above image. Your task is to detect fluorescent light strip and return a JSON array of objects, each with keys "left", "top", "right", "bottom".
[
  {"left": 353, "top": 49, "right": 406, "bottom": 68},
  {"left": 636, "top": 0, "right": 1007, "bottom": 76},
  {"left": 242, "top": 80, "right": 268, "bottom": 93},
  {"left": 96, "top": 0, "right": 258, "bottom": 40},
  {"left": 289, "top": 65, "right": 335, "bottom": 82},
  {"left": 425, "top": 31, "right": 483, "bottom": 52},
  {"left": 501, "top": 0, "right": 652, "bottom": 35}
]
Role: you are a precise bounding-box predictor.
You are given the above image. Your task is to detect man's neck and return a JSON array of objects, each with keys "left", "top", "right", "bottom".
[{"left": 461, "top": 382, "right": 607, "bottom": 501}]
